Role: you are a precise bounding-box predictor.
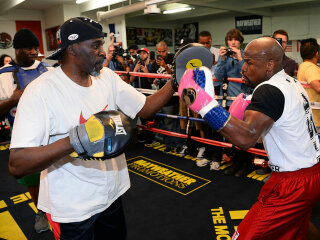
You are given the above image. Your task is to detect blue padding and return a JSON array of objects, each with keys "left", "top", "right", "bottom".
[
  {"left": 0, "top": 66, "right": 16, "bottom": 74},
  {"left": 203, "top": 105, "right": 230, "bottom": 131},
  {"left": 193, "top": 68, "right": 206, "bottom": 89}
]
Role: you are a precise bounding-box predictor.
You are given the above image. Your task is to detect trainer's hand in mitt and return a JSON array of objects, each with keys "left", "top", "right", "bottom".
[{"left": 69, "top": 110, "right": 133, "bottom": 160}]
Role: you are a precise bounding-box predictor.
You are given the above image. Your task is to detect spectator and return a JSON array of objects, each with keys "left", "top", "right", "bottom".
[
  {"left": 104, "top": 45, "right": 128, "bottom": 71},
  {"left": 130, "top": 47, "right": 152, "bottom": 89},
  {"left": 198, "top": 30, "right": 219, "bottom": 70},
  {"left": 175, "top": 37, "right": 198, "bottom": 158},
  {"left": 272, "top": 29, "right": 297, "bottom": 77},
  {"left": 0, "top": 54, "right": 12, "bottom": 67},
  {"left": 297, "top": 38, "right": 320, "bottom": 133},
  {"left": 150, "top": 41, "right": 178, "bottom": 153},
  {"left": 215, "top": 28, "right": 252, "bottom": 107},
  {"left": 130, "top": 47, "right": 154, "bottom": 143},
  {"left": 104, "top": 45, "right": 130, "bottom": 83},
  {"left": 194, "top": 31, "right": 223, "bottom": 170},
  {"left": 127, "top": 44, "right": 139, "bottom": 70},
  {"left": 0, "top": 28, "right": 51, "bottom": 233},
  {"left": 215, "top": 28, "right": 254, "bottom": 178}
]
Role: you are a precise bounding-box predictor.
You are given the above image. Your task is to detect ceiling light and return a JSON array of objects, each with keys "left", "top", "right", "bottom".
[
  {"left": 76, "top": 0, "right": 125, "bottom": 5},
  {"left": 163, "top": 7, "right": 193, "bottom": 14},
  {"left": 76, "top": 0, "right": 89, "bottom": 4}
]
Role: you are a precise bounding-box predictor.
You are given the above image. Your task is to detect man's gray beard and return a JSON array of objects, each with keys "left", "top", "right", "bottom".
[{"left": 90, "top": 67, "right": 101, "bottom": 77}]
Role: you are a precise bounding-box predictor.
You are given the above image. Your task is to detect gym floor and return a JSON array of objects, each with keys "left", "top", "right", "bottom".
[{"left": 1, "top": 141, "right": 319, "bottom": 240}]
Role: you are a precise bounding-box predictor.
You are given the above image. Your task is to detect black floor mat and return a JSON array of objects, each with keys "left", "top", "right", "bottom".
[{"left": 1, "top": 142, "right": 319, "bottom": 240}]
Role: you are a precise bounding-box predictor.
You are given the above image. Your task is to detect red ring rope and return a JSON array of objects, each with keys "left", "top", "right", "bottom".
[
  {"left": 137, "top": 124, "right": 268, "bottom": 157},
  {"left": 114, "top": 71, "right": 311, "bottom": 88}
]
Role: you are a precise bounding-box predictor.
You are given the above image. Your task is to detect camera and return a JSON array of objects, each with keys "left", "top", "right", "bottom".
[
  {"left": 150, "top": 51, "right": 155, "bottom": 61},
  {"left": 113, "top": 45, "right": 130, "bottom": 60},
  {"left": 113, "top": 45, "right": 124, "bottom": 57},
  {"left": 225, "top": 48, "right": 234, "bottom": 57},
  {"left": 274, "top": 38, "right": 282, "bottom": 45},
  {"left": 123, "top": 52, "right": 131, "bottom": 61},
  {"left": 135, "top": 54, "right": 142, "bottom": 63}
]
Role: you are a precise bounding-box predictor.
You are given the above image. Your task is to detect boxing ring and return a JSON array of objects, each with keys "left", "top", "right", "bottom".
[{"left": 115, "top": 70, "right": 319, "bottom": 160}]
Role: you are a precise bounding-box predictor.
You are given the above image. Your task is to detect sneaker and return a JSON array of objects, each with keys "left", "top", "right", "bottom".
[
  {"left": 196, "top": 158, "right": 211, "bottom": 167},
  {"left": 176, "top": 145, "right": 188, "bottom": 157},
  {"left": 34, "top": 210, "right": 49, "bottom": 233},
  {"left": 210, "top": 161, "right": 220, "bottom": 171},
  {"left": 144, "top": 140, "right": 157, "bottom": 147},
  {"left": 163, "top": 146, "right": 173, "bottom": 154},
  {"left": 256, "top": 167, "right": 271, "bottom": 175},
  {"left": 137, "top": 134, "right": 146, "bottom": 143},
  {"left": 224, "top": 161, "right": 241, "bottom": 176},
  {"left": 196, "top": 147, "right": 206, "bottom": 159}
]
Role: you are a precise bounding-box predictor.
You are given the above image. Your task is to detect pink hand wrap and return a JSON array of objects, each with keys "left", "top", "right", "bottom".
[{"left": 228, "top": 93, "right": 251, "bottom": 120}]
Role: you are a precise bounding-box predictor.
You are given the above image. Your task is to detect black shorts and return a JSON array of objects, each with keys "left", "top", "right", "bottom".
[{"left": 46, "top": 198, "right": 126, "bottom": 240}]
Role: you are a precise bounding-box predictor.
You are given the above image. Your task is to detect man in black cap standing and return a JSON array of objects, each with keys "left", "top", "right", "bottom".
[
  {"left": 8, "top": 17, "right": 176, "bottom": 239},
  {"left": 0, "top": 28, "right": 51, "bottom": 233}
]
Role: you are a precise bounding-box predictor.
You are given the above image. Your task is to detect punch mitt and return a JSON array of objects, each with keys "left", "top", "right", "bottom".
[
  {"left": 228, "top": 93, "right": 251, "bottom": 120},
  {"left": 69, "top": 110, "right": 134, "bottom": 160},
  {"left": 172, "top": 43, "right": 213, "bottom": 92},
  {"left": 179, "top": 66, "right": 230, "bottom": 131}
]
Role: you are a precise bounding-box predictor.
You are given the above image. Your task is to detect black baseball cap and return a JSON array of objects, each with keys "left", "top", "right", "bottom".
[{"left": 47, "top": 17, "right": 107, "bottom": 60}]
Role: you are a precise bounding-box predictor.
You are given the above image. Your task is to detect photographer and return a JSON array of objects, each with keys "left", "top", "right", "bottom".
[
  {"left": 214, "top": 28, "right": 254, "bottom": 178},
  {"left": 151, "top": 41, "right": 174, "bottom": 89},
  {"left": 104, "top": 44, "right": 129, "bottom": 72},
  {"left": 127, "top": 44, "right": 139, "bottom": 70},
  {"left": 215, "top": 28, "right": 252, "bottom": 106},
  {"left": 104, "top": 44, "right": 130, "bottom": 83},
  {"left": 150, "top": 41, "right": 178, "bottom": 153},
  {"left": 130, "top": 48, "right": 152, "bottom": 89},
  {"left": 272, "top": 29, "right": 297, "bottom": 77}
]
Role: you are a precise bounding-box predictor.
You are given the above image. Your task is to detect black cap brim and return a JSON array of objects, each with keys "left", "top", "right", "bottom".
[{"left": 46, "top": 47, "right": 65, "bottom": 60}]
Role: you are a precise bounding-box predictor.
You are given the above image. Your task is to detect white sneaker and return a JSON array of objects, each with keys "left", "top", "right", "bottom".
[
  {"left": 196, "top": 158, "right": 211, "bottom": 167},
  {"left": 176, "top": 145, "right": 188, "bottom": 157},
  {"left": 210, "top": 161, "right": 220, "bottom": 171},
  {"left": 196, "top": 147, "right": 206, "bottom": 159}
]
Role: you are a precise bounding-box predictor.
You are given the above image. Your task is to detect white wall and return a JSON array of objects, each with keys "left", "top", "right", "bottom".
[{"left": 197, "top": 6, "right": 320, "bottom": 64}]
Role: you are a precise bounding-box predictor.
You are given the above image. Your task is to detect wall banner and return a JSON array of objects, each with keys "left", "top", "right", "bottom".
[{"left": 235, "top": 15, "right": 262, "bottom": 35}]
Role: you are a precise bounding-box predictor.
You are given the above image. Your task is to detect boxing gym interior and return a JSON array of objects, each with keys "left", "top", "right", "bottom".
[{"left": 1, "top": 0, "right": 320, "bottom": 239}]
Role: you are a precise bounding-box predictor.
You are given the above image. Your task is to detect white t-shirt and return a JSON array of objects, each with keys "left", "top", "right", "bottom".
[
  {"left": 10, "top": 66, "right": 146, "bottom": 222},
  {"left": 254, "top": 70, "right": 320, "bottom": 172},
  {"left": 0, "top": 61, "right": 53, "bottom": 123},
  {"left": 0, "top": 61, "right": 50, "bottom": 99},
  {"left": 210, "top": 46, "right": 220, "bottom": 62}
]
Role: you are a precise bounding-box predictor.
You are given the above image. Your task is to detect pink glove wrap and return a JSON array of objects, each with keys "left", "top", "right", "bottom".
[{"left": 228, "top": 93, "right": 251, "bottom": 120}]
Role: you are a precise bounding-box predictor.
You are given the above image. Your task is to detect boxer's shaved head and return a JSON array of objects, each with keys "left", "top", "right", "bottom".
[
  {"left": 245, "top": 37, "right": 283, "bottom": 64},
  {"left": 242, "top": 37, "right": 284, "bottom": 87}
]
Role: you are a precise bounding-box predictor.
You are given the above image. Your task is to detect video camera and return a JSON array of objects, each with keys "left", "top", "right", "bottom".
[
  {"left": 113, "top": 45, "right": 131, "bottom": 60},
  {"left": 274, "top": 38, "right": 283, "bottom": 46}
]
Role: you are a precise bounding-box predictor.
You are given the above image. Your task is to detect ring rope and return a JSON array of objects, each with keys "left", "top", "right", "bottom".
[
  {"left": 114, "top": 71, "right": 311, "bottom": 88},
  {"left": 137, "top": 124, "right": 268, "bottom": 157},
  {"left": 138, "top": 88, "right": 319, "bottom": 109}
]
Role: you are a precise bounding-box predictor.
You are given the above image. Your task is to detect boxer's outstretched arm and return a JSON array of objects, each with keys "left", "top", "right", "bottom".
[
  {"left": 220, "top": 110, "right": 274, "bottom": 151},
  {"left": 9, "top": 137, "right": 74, "bottom": 179}
]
